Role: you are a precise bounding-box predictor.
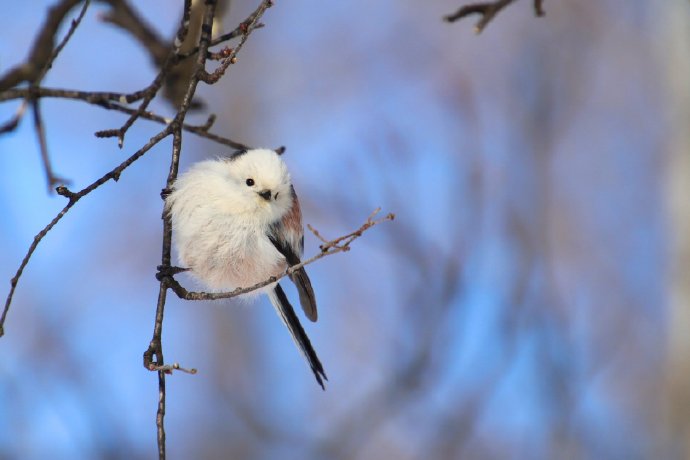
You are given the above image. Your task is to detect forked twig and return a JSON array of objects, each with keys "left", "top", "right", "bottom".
[
  {"left": 444, "top": 0, "right": 544, "bottom": 33},
  {"left": 0, "top": 0, "right": 90, "bottom": 188},
  {"left": 0, "top": 87, "right": 248, "bottom": 149},
  {"left": 94, "top": 0, "right": 194, "bottom": 148}
]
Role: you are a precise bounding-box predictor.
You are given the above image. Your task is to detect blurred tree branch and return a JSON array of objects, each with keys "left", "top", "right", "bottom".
[
  {"left": 0, "top": 0, "right": 83, "bottom": 91},
  {"left": 444, "top": 0, "right": 544, "bottom": 33},
  {"left": 0, "top": 0, "right": 90, "bottom": 190},
  {"left": 663, "top": 2, "right": 690, "bottom": 457}
]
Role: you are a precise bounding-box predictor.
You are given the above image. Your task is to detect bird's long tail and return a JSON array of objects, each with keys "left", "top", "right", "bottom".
[{"left": 268, "top": 284, "right": 327, "bottom": 389}]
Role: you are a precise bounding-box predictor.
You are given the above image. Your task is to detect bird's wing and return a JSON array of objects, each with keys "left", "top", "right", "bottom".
[
  {"left": 267, "top": 230, "right": 318, "bottom": 322},
  {"left": 288, "top": 268, "right": 317, "bottom": 322},
  {"left": 268, "top": 284, "right": 327, "bottom": 389},
  {"left": 267, "top": 188, "right": 318, "bottom": 322}
]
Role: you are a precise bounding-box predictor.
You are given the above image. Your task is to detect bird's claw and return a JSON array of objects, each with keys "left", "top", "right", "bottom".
[{"left": 156, "top": 265, "right": 189, "bottom": 281}]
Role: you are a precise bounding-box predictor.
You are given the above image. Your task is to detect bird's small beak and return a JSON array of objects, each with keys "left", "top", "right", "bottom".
[{"left": 258, "top": 189, "right": 272, "bottom": 201}]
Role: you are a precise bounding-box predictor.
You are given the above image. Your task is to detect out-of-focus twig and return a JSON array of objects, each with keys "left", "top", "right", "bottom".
[
  {"left": 99, "top": 0, "right": 169, "bottom": 65},
  {"left": 31, "top": 99, "right": 69, "bottom": 191},
  {"left": 0, "top": 0, "right": 90, "bottom": 189},
  {"left": 94, "top": 0, "right": 197, "bottom": 148},
  {"left": 99, "top": 0, "right": 232, "bottom": 109},
  {"left": 100, "top": 0, "right": 202, "bottom": 109},
  {"left": 444, "top": 0, "right": 544, "bottom": 33},
  {"left": 0, "top": 0, "right": 83, "bottom": 91},
  {"left": 0, "top": 101, "right": 29, "bottom": 134}
]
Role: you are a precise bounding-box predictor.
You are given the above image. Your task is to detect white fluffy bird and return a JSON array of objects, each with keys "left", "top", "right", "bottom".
[{"left": 165, "top": 148, "right": 326, "bottom": 389}]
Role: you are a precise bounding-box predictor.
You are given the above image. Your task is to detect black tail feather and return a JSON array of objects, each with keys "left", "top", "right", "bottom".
[{"left": 270, "top": 284, "right": 327, "bottom": 389}]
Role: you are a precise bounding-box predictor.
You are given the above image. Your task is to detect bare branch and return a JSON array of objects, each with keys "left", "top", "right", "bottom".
[
  {"left": 42, "top": 0, "right": 91, "bottom": 80},
  {"left": 99, "top": 0, "right": 208, "bottom": 109},
  {"left": 148, "top": 362, "right": 198, "bottom": 374},
  {"left": 176, "top": 24, "right": 265, "bottom": 61},
  {"left": 31, "top": 99, "right": 69, "bottom": 191},
  {"left": 197, "top": 2, "right": 272, "bottom": 84},
  {"left": 534, "top": 0, "right": 545, "bottom": 16},
  {"left": 99, "top": 0, "right": 169, "bottom": 66},
  {"left": 0, "top": 0, "right": 90, "bottom": 189},
  {"left": 95, "top": 0, "right": 195, "bottom": 148},
  {"left": 0, "top": 87, "right": 125, "bottom": 104},
  {"left": 444, "top": 0, "right": 544, "bottom": 33},
  {"left": 0, "top": 0, "right": 83, "bottom": 91},
  {"left": 0, "top": 100, "right": 29, "bottom": 134},
  {"left": 0, "top": 0, "right": 89, "bottom": 94},
  {"left": 0, "top": 87, "right": 248, "bottom": 149}
]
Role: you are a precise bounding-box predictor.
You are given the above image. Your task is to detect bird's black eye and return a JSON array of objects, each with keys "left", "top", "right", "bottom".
[{"left": 246, "top": 178, "right": 255, "bottom": 186}]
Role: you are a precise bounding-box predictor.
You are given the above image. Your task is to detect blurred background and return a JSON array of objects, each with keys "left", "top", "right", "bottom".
[{"left": 1, "top": 0, "right": 689, "bottom": 458}]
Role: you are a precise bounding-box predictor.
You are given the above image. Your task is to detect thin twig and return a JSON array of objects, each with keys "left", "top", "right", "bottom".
[
  {"left": 0, "top": 87, "right": 128, "bottom": 104},
  {"left": 191, "top": 114, "right": 216, "bottom": 132},
  {"left": 159, "top": 210, "right": 395, "bottom": 301},
  {"left": 0, "top": 0, "right": 83, "bottom": 91},
  {"left": 0, "top": 87, "right": 248, "bottom": 149},
  {"left": 0, "top": 0, "right": 90, "bottom": 189},
  {"left": 444, "top": 0, "right": 515, "bottom": 32},
  {"left": 99, "top": 0, "right": 169, "bottom": 67},
  {"left": 39, "top": 0, "right": 92, "bottom": 82},
  {"left": 197, "top": 2, "right": 272, "bottom": 84},
  {"left": 0, "top": 0, "right": 90, "bottom": 109},
  {"left": 176, "top": 23, "right": 265, "bottom": 60},
  {"left": 31, "top": 99, "right": 68, "bottom": 191},
  {"left": 30, "top": 0, "right": 90, "bottom": 190},
  {"left": 149, "top": 362, "right": 198, "bottom": 374},
  {"left": 99, "top": 0, "right": 208, "bottom": 109},
  {"left": 95, "top": 0, "right": 194, "bottom": 148},
  {"left": 93, "top": 101, "right": 246, "bottom": 148},
  {"left": 534, "top": 0, "right": 545, "bottom": 16},
  {"left": 0, "top": 100, "right": 29, "bottom": 134},
  {"left": 444, "top": 0, "right": 544, "bottom": 33},
  {"left": 27, "top": 0, "right": 89, "bottom": 189},
  {"left": 0, "top": 128, "right": 170, "bottom": 338},
  {"left": 307, "top": 224, "right": 330, "bottom": 244}
]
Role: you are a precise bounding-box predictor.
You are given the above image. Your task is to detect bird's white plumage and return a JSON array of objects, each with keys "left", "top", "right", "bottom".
[
  {"left": 166, "top": 148, "right": 326, "bottom": 388},
  {"left": 166, "top": 149, "right": 294, "bottom": 291}
]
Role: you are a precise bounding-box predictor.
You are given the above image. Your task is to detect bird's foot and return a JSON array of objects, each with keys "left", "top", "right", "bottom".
[{"left": 156, "top": 265, "right": 189, "bottom": 281}]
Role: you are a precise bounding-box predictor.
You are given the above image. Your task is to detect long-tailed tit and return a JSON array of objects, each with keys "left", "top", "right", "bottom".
[{"left": 165, "top": 148, "right": 327, "bottom": 389}]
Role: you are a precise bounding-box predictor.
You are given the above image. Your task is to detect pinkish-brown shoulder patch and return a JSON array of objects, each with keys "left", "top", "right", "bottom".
[{"left": 282, "top": 189, "right": 303, "bottom": 236}]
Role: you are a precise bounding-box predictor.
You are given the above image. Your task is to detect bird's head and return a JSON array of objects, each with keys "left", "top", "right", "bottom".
[{"left": 222, "top": 148, "right": 293, "bottom": 222}]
